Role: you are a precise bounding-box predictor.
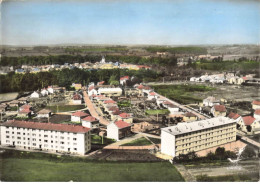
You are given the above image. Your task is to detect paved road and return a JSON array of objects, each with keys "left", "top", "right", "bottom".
[
  {"left": 154, "top": 92, "right": 208, "bottom": 120},
  {"left": 83, "top": 91, "right": 109, "bottom": 126}
]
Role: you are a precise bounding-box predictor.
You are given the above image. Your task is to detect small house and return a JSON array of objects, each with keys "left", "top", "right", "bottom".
[
  {"left": 37, "top": 109, "right": 52, "bottom": 118},
  {"left": 252, "top": 100, "right": 260, "bottom": 110},
  {"left": 211, "top": 105, "right": 227, "bottom": 117},
  {"left": 118, "top": 113, "right": 133, "bottom": 124},
  {"left": 71, "top": 111, "right": 89, "bottom": 123},
  {"left": 183, "top": 112, "right": 198, "bottom": 122},
  {"left": 30, "top": 91, "right": 40, "bottom": 98},
  {"left": 107, "top": 120, "right": 132, "bottom": 141},
  {"left": 82, "top": 116, "right": 99, "bottom": 129}
]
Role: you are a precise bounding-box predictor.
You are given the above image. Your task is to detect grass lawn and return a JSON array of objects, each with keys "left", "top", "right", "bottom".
[
  {"left": 118, "top": 100, "right": 131, "bottom": 108},
  {"left": 0, "top": 151, "right": 184, "bottom": 182},
  {"left": 148, "top": 137, "right": 161, "bottom": 144},
  {"left": 145, "top": 109, "right": 170, "bottom": 115},
  {"left": 91, "top": 135, "right": 116, "bottom": 145},
  {"left": 121, "top": 137, "right": 152, "bottom": 146},
  {"left": 152, "top": 84, "right": 215, "bottom": 104},
  {"left": 45, "top": 105, "right": 85, "bottom": 113},
  {"left": 196, "top": 174, "right": 259, "bottom": 182}
]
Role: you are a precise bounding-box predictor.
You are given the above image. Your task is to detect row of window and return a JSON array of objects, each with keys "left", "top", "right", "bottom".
[{"left": 5, "top": 127, "right": 79, "bottom": 135}]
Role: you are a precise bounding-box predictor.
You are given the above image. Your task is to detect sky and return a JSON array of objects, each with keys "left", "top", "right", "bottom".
[{"left": 1, "top": 0, "right": 260, "bottom": 46}]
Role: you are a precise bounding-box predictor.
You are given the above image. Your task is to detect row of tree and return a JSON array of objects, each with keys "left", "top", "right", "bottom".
[{"left": 0, "top": 68, "right": 162, "bottom": 93}]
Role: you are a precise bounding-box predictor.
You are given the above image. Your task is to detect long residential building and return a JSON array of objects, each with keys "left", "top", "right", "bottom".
[
  {"left": 0, "top": 120, "right": 91, "bottom": 155},
  {"left": 161, "top": 116, "right": 236, "bottom": 157}
]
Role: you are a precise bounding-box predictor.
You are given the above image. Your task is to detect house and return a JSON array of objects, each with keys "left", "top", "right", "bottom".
[
  {"left": 211, "top": 105, "right": 227, "bottom": 117},
  {"left": 227, "top": 112, "right": 241, "bottom": 123},
  {"left": 41, "top": 89, "right": 49, "bottom": 96},
  {"left": 254, "top": 109, "right": 260, "bottom": 120},
  {"left": 107, "top": 120, "right": 132, "bottom": 141},
  {"left": 30, "top": 91, "right": 40, "bottom": 98},
  {"left": 183, "top": 112, "right": 198, "bottom": 122},
  {"left": 131, "top": 122, "right": 159, "bottom": 132},
  {"left": 17, "top": 108, "right": 31, "bottom": 118},
  {"left": 88, "top": 86, "right": 98, "bottom": 96},
  {"left": 8, "top": 100, "right": 20, "bottom": 107},
  {"left": 72, "top": 83, "right": 82, "bottom": 90},
  {"left": 71, "top": 111, "right": 89, "bottom": 123},
  {"left": 17, "top": 97, "right": 28, "bottom": 105},
  {"left": 118, "top": 113, "right": 133, "bottom": 124},
  {"left": 0, "top": 120, "right": 91, "bottom": 155},
  {"left": 156, "top": 97, "right": 167, "bottom": 107},
  {"left": 97, "top": 81, "right": 105, "bottom": 86},
  {"left": 82, "top": 116, "right": 99, "bottom": 129},
  {"left": 162, "top": 101, "right": 173, "bottom": 109},
  {"left": 37, "top": 109, "right": 52, "bottom": 118},
  {"left": 252, "top": 100, "right": 260, "bottom": 110},
  {"left": 72, "top": 93, "right": 82, "bottom": 105},
  {"left": 203, "top": 96, "right": 220, "bottom": 107},
  {"left": 238, "top": 116, "right": 260, "bottom": 134},
  {"left": 19, "top": 104, "right": 32, "bottom": 112},
  {"left": 168, "top": 104, "right": 180, "bottom": 114},
  {"left": 120, "top": 76, "right": 130, "bottom": 86},
  {"left": 98, "top": 87, "right": 122, "bottom": 97},
  {"left": 147, "top": 92, "right": 158, "bottom": 100}
]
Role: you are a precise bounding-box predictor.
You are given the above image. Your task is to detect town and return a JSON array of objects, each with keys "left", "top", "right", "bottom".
[{"left": 0, "top": 55, "right": 259, "bottom": 181}]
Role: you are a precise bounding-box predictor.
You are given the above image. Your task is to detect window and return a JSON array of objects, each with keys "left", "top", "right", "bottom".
[
  {"left": 6, "top": 140, "right": 10, "bottom": 143},
  {"left": 23, "top": 133, "right": 25, "bottom": 135},
  {"left": 6, "top": 131, "right": 9, "bottom": 134},
  {"left": 17, "top": 132, "right": 21, "bottom": 135},
  {"left": 6, "top": 136, "right": 9, "bottom": 138},
  {"left": 73, "top": 138, "right": 77, "bottom": 141},
  {"left": 44, "top": 140, "right": 48, "bottom": 143},
  {"left": 61, "top": 142, "right": 64, "bottom": 144},
  {"left": 73, "top": 143, "right": 77, "bottom": 146},
  {"left": 44, "top": 135, "right": 48, "bottom": 137},
  {"left": 51, "top": 141, "right": 53, "bottom": 143},
  {"left": 74, "top": 148, "right": 77, "bottom": 151},
  {"left": 33, "top": 143, "right": 36, "bottom": 146},
  {"left": 17, "top": 137, "right": 21, "bottom": 140},
  {"left": 32, "top": 138, "right": 36, "bottom": 141},
  {"left": 60, "top": 137, "right": 64, "bottom": 139}
]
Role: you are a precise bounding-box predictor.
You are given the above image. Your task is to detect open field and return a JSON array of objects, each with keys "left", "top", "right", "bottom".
[
  {"left": 0, "top": 149, "right": 184, "bottom": 182},
  {"left": 0, "top": 92, "right": 19, "bottom": 102},
  {"left": 151, "top": 84, "right": 215, "bottom": 104},
  {"left": 91, "top": 135, "right": 116, "bottom": 145},
  {"left": 145, "top": 109, "right": 170, "bottom": 115},
  {"left": 45, "top": 105, "right": 85, "bottom": 113}
]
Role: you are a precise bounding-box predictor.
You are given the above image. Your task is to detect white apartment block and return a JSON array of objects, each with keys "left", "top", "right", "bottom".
[
  {"left": 161, "top": 116, "right": 236, "bottom": 157},
  {"left": 0, "top": 120, "right": 91, "bottom": 155}
]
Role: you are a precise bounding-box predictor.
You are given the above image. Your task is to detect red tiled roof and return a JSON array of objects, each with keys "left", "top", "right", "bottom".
[
  {"left": 163, "top": 101, "right": 172, "bottom": 105},
  {"left": 73, "top": 94, "right": 82, "bottom": 100},
  {"left": 214, "top": 105, "right": 226, "bottom": 112},
  {"left": 104, "top": 100, "right": 116, "bottom": 104},
  {"left": 143, "top": 86, "right": 151, "bottom": 90},
  {"left": 112, "top": 109, "right": 121, "bottom": 115},
  {"left": 38, "top": 109, "right": 51, "bottom": 114},
  {"left": 98, "top": 81, "right": 105, "bottom": 85},
  {"left": 114, "top": 120, "right": 131, "bottom": 129},
  {"left": 242, "top": 116, "right": 256, "bottom": 126},
  {"left": 228, "top": 112, "right": 240, "bottom": 119},
  {"left": 21, "top": 104, "right": 31, "bottom": 110},
  {"left": 19, "top": 109, "right": 31, "bottom": 114},
  {"left": 120, "top": 76, "right": 129, "bottom": 80},
  {"left": 252, "top": 100, "right": 260, "bottom": 105},
  {"left": 184, "top": 112, "right": 196, "bottom": 118},
  {"left": 109, "top": 106, "right": 119, "bottom": 111},
  {"left": 119, "top": 113, "right": 131, "bottom": 118},
  {"left": 1, "top": 120, "right": 90, "bottom": 133},
  {"left": 254, "top": 109, "right": 260, "bottom": 115},
  {"left": 137, "top": 84, "right": 144, "bottom": 89},
  {"left": 149, "top": 92, "right": 156, "bottom": 96},
  {"left": 82, "top": 116, "right": 97, "bottom": 122},
  {"left": 71, "top": 111, "right": 89, "bottom": 117}
]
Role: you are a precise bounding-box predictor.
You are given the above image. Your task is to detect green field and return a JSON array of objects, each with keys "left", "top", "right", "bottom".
[
  {"left": 145, "top": 109, "right": 170, "bottom": 115},
  {"left": 0, "top": 150, "right": 184, "bottom": 182},
  {"left": 196, "top": 174, "right": 259, "bottom": 182},
  {"left": 121, "top": 137, "right": 152, "bottom": 146},
  {"left": 45, "top": 105, "right": 85, "bottom": 113},
  {"left": 152, "top": 84, "right": 215, "bottom": 104}
]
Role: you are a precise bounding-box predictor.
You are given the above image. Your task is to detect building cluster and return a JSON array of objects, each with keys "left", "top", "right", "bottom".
[{"left": 190, "top": 73, "right": 259, "bottom": 85}]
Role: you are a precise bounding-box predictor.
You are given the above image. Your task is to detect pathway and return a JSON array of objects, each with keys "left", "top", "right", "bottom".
[
  {"left": 174, "top": 164, "right": 196, "bottom": 182},
  {"left": 83, "top": 90, "right": 109, "bottom": 126}
]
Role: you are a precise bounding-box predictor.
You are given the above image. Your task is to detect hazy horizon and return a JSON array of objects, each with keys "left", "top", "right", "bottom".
[{"left": 1, "top": 0, "right": 260, "bottom": 46}]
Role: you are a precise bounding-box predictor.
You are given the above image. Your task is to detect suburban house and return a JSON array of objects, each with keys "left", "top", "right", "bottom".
[
  {"left": 168, "top": 104, "right": 180, "bottom": 114},
  {"left": 73, "top": 83, "right": 82, "bottom": 90},
  {"left": 227, "top": 112, "right": 241, "bottom": 123},
  {"left": 82, "top": 116, "right": 99, "bottom": 129},
  {"left": 47, "top": 86, "right": 54, "bottom": 94},
  {"left": 211, "top": 105, "right": 227, "bottom": 117},
  {"left": 19, "top": 104, "right": 32, "bottom": 112},
  {"left": 120, "top": 76, "right": 130, "bottom": 86},
  {"left": 37, "top": 109, "right": 52, "bottom": 118},
  {"left": 147, "top": 92, "right": 158, "bottom": 100},
  {"left": 0, "top": 120, "right": 91, "bottom": 155},
  {"left": 252, "top": 100, "right": 260, "bottom": 110},
  {"left": 17, "top": 97, "right": 28, "bottom": 105},
  {"left": 107, "top": 120, "right": 132, "bottom": 141},
  {"left": 98, "top": 87, "right": 122, "bottom": 97},
  {"left": 71, "top": 111, "right": 89, "bottom": 123},
  {"left": 183, "top": 112, "right": 198, "bottom": 122},
  {"left": 118, "top": 113, "right": 133, "bottom": 124},
  {"left": 131, "top": 122, "right": 159, "bottom": 132},
  {"left": 30, "top": 91, "right": 41, "bottom": 98},
  {"left": 88, "top": 86, "right": 98, "bottom": 96},
  {"left": 41, "top": 89, "right": 49, "bottom": 96},
  {"left": 72, "top": 93, "right": 82, "bottom": 105},
  {"left": 203, "top": 96, "right": 220, "bottom": 107},
  {"left": 17, "top": 108, "right": 31, "bottom": 118},
  {"left": 161, "top": 116, "right": 236, "bottom": 157},
  {"left": 238, "top": 116, "right": 260, "bottom": 134},
  {"left": 254, "top": 109, "right": 260, "bottom": 119}
]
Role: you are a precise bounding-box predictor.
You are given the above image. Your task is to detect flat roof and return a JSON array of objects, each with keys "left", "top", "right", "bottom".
[{"left": 161, "top": 116, "right": 235, "bottom": 136}]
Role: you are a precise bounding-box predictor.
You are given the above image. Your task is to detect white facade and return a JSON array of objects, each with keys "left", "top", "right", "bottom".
[
  {"left": 37, "top": 113, "right": 50, "bottom": 118},
  {"left": 168, "top": 107, "right": 179, "bottom": 114},
  {"left": 107, "top": 122, "right": 119, "bottom": 141},
  {"left": 41, "top": 89, "right": 49, "bottom": 96},
  {"left": 30, "top": 91, "right": 40, "bottom": 98},
  {"left": 71, "top": 116, "right": 81, "bottom": 123},
  {"left": 98, "top": 88, "right": 122, "bottom": 96},
  {"left": 73, "top": 100, "right": 82, "bottom": 105},
  {"left": 47, "top": 87, "right": 54, "bottom": 94},
  {"left": 88, "top": 88, "right": 98, "bottom": 96},
  {"left": 0, "top": 123, "right": 91, "bottom": 155},
  {"left": 161, "top": 130, "right": 176, "bottom": 157},
  {"left": 82, "top": 121, "right": 99, "bottom": 129}
]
